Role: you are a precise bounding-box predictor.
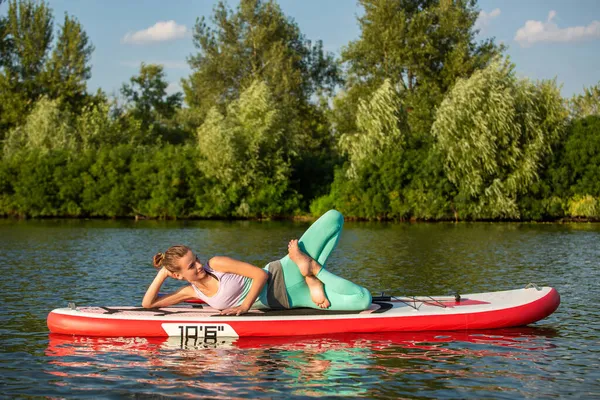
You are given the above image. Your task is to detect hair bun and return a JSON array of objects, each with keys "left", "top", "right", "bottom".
[{"left": 153, "top": 252, "right": 165, "bottom": 268}]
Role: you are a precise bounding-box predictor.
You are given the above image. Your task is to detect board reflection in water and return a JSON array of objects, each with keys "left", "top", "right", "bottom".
[{"left": 46, "top": 328, "right": 558, "bottom": 397}]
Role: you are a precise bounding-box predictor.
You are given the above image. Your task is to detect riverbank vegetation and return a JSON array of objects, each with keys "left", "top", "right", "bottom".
[{"left": 1, "top": 0, "right": 599, "bottom": 220}]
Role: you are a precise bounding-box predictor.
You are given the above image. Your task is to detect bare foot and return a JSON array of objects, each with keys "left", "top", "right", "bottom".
[
  {"left": 288, "top": 239, "right": 330, "bottom": 309},
  {"left": 305, "top": 276, "right": 331, "bottom": 309},
  {"left": 288, "top": 239, "right": 311, "bottom": 275},
  {"left": 288, "top": 239, "right": 321, "bottom": 276}
]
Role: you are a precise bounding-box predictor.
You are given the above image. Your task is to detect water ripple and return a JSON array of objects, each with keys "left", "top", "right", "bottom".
[{"left": 0, "top": 220, "right": 599, "bottom": 399}]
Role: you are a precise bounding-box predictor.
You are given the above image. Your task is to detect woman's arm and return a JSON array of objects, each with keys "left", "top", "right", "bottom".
[
  {"left": 142, "top": 268, "right": 195, "bottom": 308},
  {"left": 209, "top": 256, "right": 268, "bottom": 315}
]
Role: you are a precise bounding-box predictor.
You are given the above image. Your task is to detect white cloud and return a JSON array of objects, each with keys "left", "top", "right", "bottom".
[
  {"left": 475, "top": 8, "right": 501, "bottom": 32},
  {"left": 120, "top": 60, "right": 188, "bottom": 69},
  {"left": 122, "top": 20, "right": 190, "bottom": 44},
  {"left": 515, "top": 11, "right": 600, "bottom": 47}
]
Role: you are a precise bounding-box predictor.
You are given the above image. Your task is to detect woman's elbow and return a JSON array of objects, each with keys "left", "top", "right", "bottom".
[
  {"left": 142, "top": 300, "right": 153, "bottom": 309},
  {"left": 259, "top": 269, "right": 269, "bottom": 282},
  {"left": 252, "top": 269, "right": 269, "bottom": 287}
]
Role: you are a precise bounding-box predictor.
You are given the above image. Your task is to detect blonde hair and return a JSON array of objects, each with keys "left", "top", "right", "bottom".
[{"left": 153, "top": 245, "right": 191, "bottom": 272}]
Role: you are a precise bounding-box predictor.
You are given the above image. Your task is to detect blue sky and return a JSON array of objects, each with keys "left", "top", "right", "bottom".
[{"left": 8, "top": 0, "right": 599, "bottom": 99}]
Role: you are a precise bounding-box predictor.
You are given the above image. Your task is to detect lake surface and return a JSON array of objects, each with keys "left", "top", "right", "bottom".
[{"left": 1, "top": 219, "right": 598, "bottom": 399}]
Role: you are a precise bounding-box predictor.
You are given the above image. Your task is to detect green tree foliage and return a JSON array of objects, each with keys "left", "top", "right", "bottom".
[
  {"left": 196, "top": 80, "right": 297, "bottom": 217},
  {"left": 339, "top": 79, "right": 406, "bottom": 178},
  {"left": 2, "top": 95, "right": 139, "bottom": 158},
  {"left": 315, "top": 79, "right": 452, "bottom": 220},
  {"left": 76, "top": 100, "right": 128, "bottom": 150},
  {"left": 130, "top": 145, "right": 201, "bottom": 219},
  {"left": 0, "top": 148, "right": 96, "bottom": 217},
  {"left": 569, "top": 82, "right": 600, "bottom": 118},
  {"left": 79, "top": 145, "right": 138, "bottom": 217},
  {"left": 45, "top": 13, "right": 94, "bottom": 113},
  {"left": 338, "top": 0, "right": 503, "bottom": 135},
  {"left": 2, "top": 97, "right": 76, "bottom": 158},
  {"left": 318, "top": 0, "right": 503, "bottom": 221},
  {"left": 4, "top": 150, "right": 66, "bottom": 217},
  {"left": 0, "top": 0, "right": 53, "bottom": 132},
  {"left": 432, "top": 58, "right": 567, "bottom": 219},
  {"left": 183, "top": 0, "right": 340, "bottom": 205},
  {"left": 0, "top": 144, "right": 209, "bottom": 219},
  {"left": 0, "top": 0, "right": 94, "bottom": 139},
  {"left": 0, "top": 0, "right": 593, "bottom": 222},
  {"left": 567, "top": 195, "right": 599, "bottom": 219},
  {"left": 120, "top": 63, "right": 184, "bottom": 144},
  {"left": 524, "top": 115, "right": 600, "bottom": 220},
  {"left": 184, "top": 0, "right": 338, "bottom": 116},
  {"left": 555, "top": 116, "right": 600, "bottom": 198}
]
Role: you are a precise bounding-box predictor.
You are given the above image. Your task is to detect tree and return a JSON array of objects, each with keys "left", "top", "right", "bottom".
[
  {"left": 339, "top": 79, "right": 406, "bottom": 178},
  {"left": 75, "top": 98, "right": 126, "bottom": 150},
  {"left": 318, "top": 0, "right": 504, "bottom": 220},
  {"left": 0, "top": 0, "right": 94, "bottom": 140},
  {"left": 120, "top": 63, "right": 184, "bottom": 144},
  {"left": 569, "top": 82, "right": 600, "bottom": 119},
  {"left": 432, "top": 58, "right": 567, "bottom": 219},
  {"left": 45, "top": 13, "right": 94, "bottom": 113},
  {"left": 183, "top": 0, "right": 341, "bottom": 207},
  {"left": 316, "top": 78, "right": 453, "bottom": 220},
  {"left": 183, "top": 0, "right": 339, "bottom": 117},
  {"left": 338, "top": 0, "right": 503, "bottom": 135},
  {"left": 196, "top": 80, "right": 297, "bottom": 217},
  {"left": 129, "top": 145, "right": 200, "bottom": 219},
  {"left": 0, "top": 0, "right": 53, "bottom": 132},
  {"left": 2, "top": 97, "right": 76, "bottom": 158},
  {"left": 319, "top": 0, "right": 504, "bottom": 220}
]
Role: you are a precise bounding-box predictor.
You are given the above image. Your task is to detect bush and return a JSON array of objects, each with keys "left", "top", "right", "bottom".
[{"left": 567, "top": 195, "right": 599, "bottom": 218}]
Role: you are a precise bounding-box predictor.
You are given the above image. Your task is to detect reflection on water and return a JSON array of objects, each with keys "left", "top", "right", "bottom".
[
  {"left": 44, "top": 328, "right": 560, "bottom": 398},
  {"left": 1, "top": 220, "right": 599, "bottom": 398}
]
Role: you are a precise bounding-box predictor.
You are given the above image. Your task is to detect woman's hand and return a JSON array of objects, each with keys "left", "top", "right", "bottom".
[
  {"left": 160, "top": 267, "right": 177, "bottom": 279},
  {"left": 220, "top": 305, "right": 250, "bottom": 316},
  {"left": 142, "top": 268, "right": 193, "bottom": 308}
]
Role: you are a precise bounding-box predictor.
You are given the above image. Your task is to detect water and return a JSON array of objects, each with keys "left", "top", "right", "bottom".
[{"left": 0, "top": 219, "right": 598, "bottom": 398}]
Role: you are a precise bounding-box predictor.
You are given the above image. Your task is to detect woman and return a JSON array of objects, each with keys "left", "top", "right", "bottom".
[{"left": 142, "top": 210, "right": 371, "bottom": 315}]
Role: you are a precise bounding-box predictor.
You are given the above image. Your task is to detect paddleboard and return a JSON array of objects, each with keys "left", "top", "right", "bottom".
[{"left": 47, "top": 285, "right": 560, "bottom": 338}]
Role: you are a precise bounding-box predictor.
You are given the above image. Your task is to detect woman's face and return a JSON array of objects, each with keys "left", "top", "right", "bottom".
[{"left": 174, "top": 250, "right": 207, "bottom": 282}]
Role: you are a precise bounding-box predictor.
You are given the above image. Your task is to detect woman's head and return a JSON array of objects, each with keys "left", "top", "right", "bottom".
[
  {"left": 153, "top": 245, "right": 192, "bottom": 273},
  {"left": 153, "top": 245, "right": 207, "bottom": 282}
]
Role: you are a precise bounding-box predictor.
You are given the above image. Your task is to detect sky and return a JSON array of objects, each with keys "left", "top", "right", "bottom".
[{"left": 5, "top": 0, "right": 599, "bottom": 99}]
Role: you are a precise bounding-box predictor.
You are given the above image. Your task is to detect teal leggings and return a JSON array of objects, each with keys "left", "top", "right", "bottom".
[{"left": 279, "top": 210, "right": 372, "bottom": 311}]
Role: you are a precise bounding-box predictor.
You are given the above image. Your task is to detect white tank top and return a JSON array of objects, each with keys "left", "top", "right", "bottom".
[{"left": 190, "top": 262, "right": 252, "bottom": 310}]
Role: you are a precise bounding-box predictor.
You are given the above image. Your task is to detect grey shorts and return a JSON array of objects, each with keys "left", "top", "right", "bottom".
[{"left": 265, "top": 260, "right": 290, "bottom": 309}]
